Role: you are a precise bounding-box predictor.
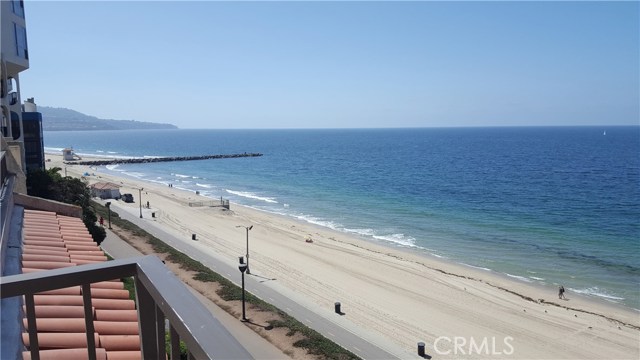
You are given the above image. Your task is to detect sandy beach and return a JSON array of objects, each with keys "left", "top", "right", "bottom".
[{"left": 49, "top": 154, "right": 639, "bottom": 359}]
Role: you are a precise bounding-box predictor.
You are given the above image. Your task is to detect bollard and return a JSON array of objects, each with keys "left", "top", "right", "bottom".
[
  {"left": 417, "top": 342, "right": 425, "bottom": 357},
  {"left": 334, "top": 302, "right": 341, "bottom": 314},
  {"left": 192, "top": 234, "right": 196, "bottom": 240}
]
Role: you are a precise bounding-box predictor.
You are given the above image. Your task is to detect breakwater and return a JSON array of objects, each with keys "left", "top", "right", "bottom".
[{"left": 67, "top": 153, "right": 263, "bottom": 166}]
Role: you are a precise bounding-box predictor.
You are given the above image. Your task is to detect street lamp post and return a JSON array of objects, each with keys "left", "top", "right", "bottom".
[
  {"left": 105, "top": 202, "right": 112, "bottom": 229},
  {"left": 138, "top": 188, "right": 144, "bottom": 218},
  {"left": 236, "top": 225, "right": 253, "bottom": 274},
  {"left": 238, "top": 262, "right": 248, "bottom": 321}
]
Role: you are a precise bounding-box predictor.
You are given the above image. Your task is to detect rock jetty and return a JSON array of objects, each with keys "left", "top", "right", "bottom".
[{"left": 66, "top": 153, "right": 263, "bottom": 166}]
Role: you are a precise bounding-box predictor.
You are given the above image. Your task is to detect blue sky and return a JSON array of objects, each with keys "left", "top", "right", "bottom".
[{"left": 20, "top": 1, "right": 639, "bottom": 129}]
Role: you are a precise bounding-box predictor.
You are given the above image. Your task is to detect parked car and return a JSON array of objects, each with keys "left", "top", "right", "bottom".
[{"left": 121, "top": 193, "right": 134, "bottom": 203}]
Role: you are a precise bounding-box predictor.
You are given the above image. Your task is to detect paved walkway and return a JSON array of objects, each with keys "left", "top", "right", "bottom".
[
  {"left": 100, "top": 229, "right": 289, "bottom": 360},
  {"left": 103, "top": 201, "right": 408, "bottom": 359}
]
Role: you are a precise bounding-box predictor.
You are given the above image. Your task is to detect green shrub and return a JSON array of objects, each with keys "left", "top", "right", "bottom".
[
  {"left": 91, "top": 200, "right": 360, "bottom": 360},
  {"left": 165, "top": 332, "right": 188, "bottom": 360},
  {"left": 27, "top": 168, "right": 106, "bottom": 244}
]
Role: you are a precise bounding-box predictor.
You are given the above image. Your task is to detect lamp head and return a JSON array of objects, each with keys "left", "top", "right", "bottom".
[
  {"left": 248, "top": 225, "right": 253, "bottom": 230},
  {"left": 239, "top": 263, "right": 248, "bottom": 273},
  {"left": 105, "top": 202, "right": 111, "bottom": 207}
]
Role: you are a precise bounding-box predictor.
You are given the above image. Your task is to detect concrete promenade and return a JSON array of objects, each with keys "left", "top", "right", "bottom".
[
  {"left": 100, "top": 229, "right": 290, "bottom": 360},
  {"left": 102, "top": 200, "right": 408, "bottom": 360}
]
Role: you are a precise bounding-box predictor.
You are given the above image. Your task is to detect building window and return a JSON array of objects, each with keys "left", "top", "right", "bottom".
[
  {"left": 11, "top": 111, "right": 21, "bottom": 140},
  {"left": 1, "top": 106, "right": 8, "bottom": 137},
  {"left": 12, "top": 0, "right": 24, "bottom": 18},
  {"left": 14, "top": 23, "right": 28, "bottom": 60},
  {"left": 7, "top": 78, "right": 18, "bottom": 105}
]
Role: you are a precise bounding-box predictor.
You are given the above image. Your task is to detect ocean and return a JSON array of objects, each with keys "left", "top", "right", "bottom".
[{"left": 43, "top": 127, "right": 640, "bottom": 310}]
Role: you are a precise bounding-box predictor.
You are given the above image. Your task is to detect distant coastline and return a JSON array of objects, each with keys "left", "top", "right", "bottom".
[{"left": 38, "top": 106, "right": 178, "bottom": 131}]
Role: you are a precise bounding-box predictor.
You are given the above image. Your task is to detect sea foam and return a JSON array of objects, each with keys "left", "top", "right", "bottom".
[
  {"left": 226, "top": 189, "right": 277, "bottom": 204},
  {"left": 569, "top": 287, "right": 625, "bottom": 302}
]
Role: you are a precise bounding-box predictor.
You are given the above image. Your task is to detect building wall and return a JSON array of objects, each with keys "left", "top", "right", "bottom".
[
  {"left": 1, "top": 0, "right": 29, "bottom": 74},
  {"left": 1, "top": 0, "right": 30, "bottom": 192},
  {"left": 22, "top": 111, "right": 44, "bottom": 172},
  {"left": 1, "top": 0, "right": 29, "bottom": 160}
]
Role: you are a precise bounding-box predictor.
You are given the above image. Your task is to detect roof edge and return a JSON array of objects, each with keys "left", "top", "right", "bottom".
[{"left": 13, "top": 193, "right": 82, "bottom": 218}]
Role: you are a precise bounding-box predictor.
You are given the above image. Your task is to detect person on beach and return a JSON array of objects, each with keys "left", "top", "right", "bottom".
[
  {"left": 99, "top": 216, "right": 104, "bottom": 227},
  {"left": 558, "top": 285, "right": 566, "bottom": 299}
]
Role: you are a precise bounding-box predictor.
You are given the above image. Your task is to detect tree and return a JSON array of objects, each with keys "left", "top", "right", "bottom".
[
  {"left": 26, "top": 167, "right": 61, "bottom": 199},
  {"left": 27, "top": 168, "right": 106, "bottom": 244}
]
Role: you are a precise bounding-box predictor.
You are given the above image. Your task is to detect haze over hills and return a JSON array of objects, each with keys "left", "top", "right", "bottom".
[{"left": 38, "top": 106, "right": 178, "bottom": 131}]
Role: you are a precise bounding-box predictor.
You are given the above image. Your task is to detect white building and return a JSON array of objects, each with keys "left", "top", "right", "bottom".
[
  {"left": 89, "top": 182, "right": 122, "bottom": 200},
  {"left": 1, "top": 0, "right": 30, "bottom": 193}
]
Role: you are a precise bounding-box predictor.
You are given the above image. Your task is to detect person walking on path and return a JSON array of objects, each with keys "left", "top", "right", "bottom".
[
  {"left": 558, "top": 285, "right": 566, "bottom": 299},
  {"left": 99, "top": 216, "right": 104, "bottom": 227}
]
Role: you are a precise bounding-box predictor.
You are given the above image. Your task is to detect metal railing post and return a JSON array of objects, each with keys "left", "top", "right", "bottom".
[
  {"left": 135, "top": 276, "right": 159, "bottom": 359},
  {"left": 25, "top": 293, "right": 40, "bottom": 360},
  {"left": 81, "top": 284, "right": 97, "bottom": 360},
  {"left": 156, "top": 305, "right": 166, "bottom": 359},
  {"left": 170, "top": 324, "right": 181, "bottom": 360}
]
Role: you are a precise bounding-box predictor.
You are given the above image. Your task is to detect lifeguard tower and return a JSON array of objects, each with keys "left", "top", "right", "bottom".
[{"left": 62, "top": 148, "right": 81, "bottom": 161}]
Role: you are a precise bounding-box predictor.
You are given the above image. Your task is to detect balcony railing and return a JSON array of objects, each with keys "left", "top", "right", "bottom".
[{"left": 1, "top": 255, "right": 253, "bottom": 360}]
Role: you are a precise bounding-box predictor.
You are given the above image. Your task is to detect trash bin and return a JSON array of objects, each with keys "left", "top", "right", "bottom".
[
  {"left": 151, "top": 212, "right": 155, "bottom": 218},
  {"left": 192, "top": 234, "right": 196, "bottom": 240},
  {"left": 334, "top": 302, "right": 341, "bottom": 314},
  {"left": 418, "top": 342, "right": 426, "bottom": 357}
]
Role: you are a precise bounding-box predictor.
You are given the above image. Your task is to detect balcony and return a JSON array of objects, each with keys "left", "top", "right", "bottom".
[{"left": 1, "top": 255, "right": 252, "bottom": 360}]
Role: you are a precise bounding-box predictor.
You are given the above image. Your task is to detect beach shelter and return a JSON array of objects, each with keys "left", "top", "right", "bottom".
[{"left": 89, "top": 182, "right": 122, "bottom": 200}]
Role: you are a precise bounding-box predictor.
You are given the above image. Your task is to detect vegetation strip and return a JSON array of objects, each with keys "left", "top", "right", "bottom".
[{"left": 93, "top": 201, "right": 360, "bottom": 360}]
